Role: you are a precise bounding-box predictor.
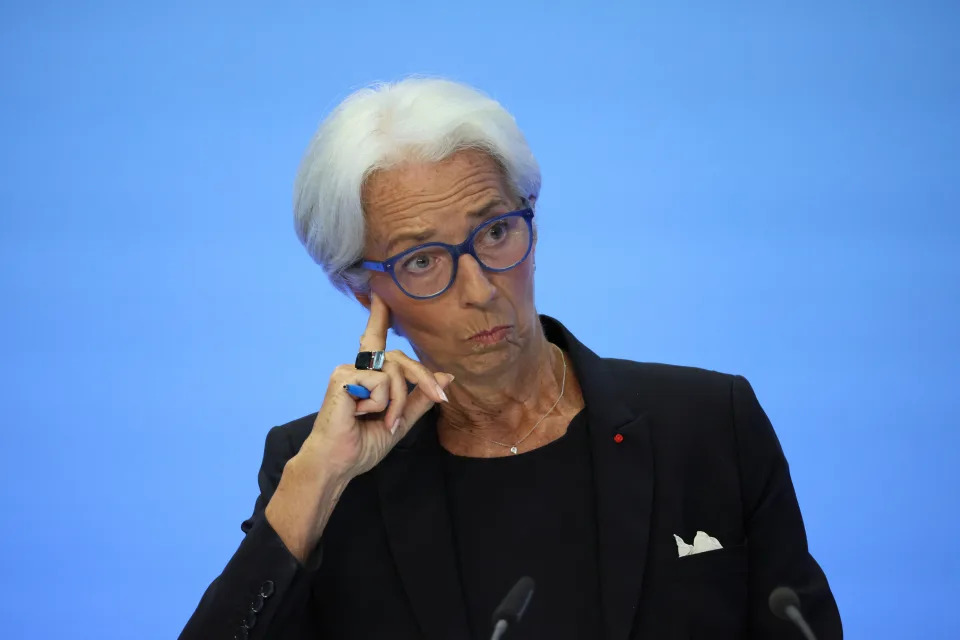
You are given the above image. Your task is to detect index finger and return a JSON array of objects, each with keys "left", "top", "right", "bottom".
[{"left": 359, "top": 292, "right": 390, "bottom": 352}]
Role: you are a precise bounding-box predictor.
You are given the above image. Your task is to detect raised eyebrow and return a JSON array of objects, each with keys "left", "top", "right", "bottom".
[
  {"left": 386, "top": 200, "right": 510, "bottom": 254},
  {"left": 386, "top": 229, "right": 435, "bottom": 256},
  {"left": 465, "top": 199, "right": 511, "bottom": 219}
]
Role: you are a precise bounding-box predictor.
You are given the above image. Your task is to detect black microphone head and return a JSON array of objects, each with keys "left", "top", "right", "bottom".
[
  {"left": 768, "top": 586, "right": 801, "bottom": 620},
  {"left": 492, "top": 576, "right": 535, "bottom": 625}
]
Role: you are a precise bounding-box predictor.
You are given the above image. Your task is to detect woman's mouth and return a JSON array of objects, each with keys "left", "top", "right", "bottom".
[{"left": 469, "top": 325, "right": 512, "bottom": 345}]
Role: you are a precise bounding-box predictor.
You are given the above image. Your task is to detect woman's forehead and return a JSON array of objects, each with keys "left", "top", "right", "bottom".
[{"left": 362, "top": 150, "right": 513, "bottom": 243}]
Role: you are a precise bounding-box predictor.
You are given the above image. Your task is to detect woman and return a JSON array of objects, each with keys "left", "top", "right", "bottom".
[{"left": 180, "top": 78, "right": 841, "bottom": 639}]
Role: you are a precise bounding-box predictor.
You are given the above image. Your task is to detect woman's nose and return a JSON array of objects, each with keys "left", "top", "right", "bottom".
[{"left": 455, "top": 254, "right": 497, "bottom": 306}]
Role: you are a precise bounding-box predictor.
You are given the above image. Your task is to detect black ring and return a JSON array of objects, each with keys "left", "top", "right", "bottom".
[{"left": 355, "top": 350, "right": 386, "bottom": 371}]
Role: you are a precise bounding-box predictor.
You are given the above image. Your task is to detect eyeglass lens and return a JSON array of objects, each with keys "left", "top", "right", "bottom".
[{"left": 394, "top": 215, "right": 530, "bottom": 298}]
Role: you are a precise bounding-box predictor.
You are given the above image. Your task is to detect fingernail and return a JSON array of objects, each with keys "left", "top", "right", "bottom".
[
  {"left": 355, "top": 410, "right": 369, "bottom": 416},
  {"left": 436, "top": 385, "right": 449, "bottom": 403},
  {"left": 391, "top": 417, "right": 403, "bottom": 435}
]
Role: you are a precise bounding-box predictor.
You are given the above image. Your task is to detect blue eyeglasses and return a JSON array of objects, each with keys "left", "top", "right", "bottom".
[{"left": 356, "top": 208, "right": 535, "bottom": 299}]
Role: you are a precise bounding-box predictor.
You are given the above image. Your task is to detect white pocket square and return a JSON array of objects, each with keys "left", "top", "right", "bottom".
[{"left": 674, "top": 531, "right": 723, "bottom": 557}]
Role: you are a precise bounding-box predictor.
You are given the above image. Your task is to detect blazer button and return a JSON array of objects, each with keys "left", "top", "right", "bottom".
[
  {"left": 251, "top": 593, "right": 265, "bottom": 613},
  {"left": 243, "top": 609, "right": 258, "bottom": 630},
  {"left": 260, "top": 580, "right": 275, "bottom": 598}
]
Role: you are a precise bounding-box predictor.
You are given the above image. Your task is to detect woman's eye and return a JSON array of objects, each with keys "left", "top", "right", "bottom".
[
  {"left": 486, "top": 222, "right": 507, "bottom": 240},
  {"left": 402, "top": 253, "right": 434, "bottom": 272}
]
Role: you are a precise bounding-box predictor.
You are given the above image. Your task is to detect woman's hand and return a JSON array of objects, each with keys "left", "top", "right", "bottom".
[
  {"left": 265, "top": 293, "right": 453, "bottom": 562},
  {"left": 303, "top": 292, "right": 453, "bottom": 478}
]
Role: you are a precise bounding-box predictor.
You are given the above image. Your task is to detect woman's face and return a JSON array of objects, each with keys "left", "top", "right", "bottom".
[{"left": 360, "top": 149, "right": 539, "bottom": 382}]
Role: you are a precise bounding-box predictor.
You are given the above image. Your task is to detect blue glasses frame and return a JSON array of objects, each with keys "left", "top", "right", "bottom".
[{"left": 356, "top": 208, "right": 535, "bottom": 300}]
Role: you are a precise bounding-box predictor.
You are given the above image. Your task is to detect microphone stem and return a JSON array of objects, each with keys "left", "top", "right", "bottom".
[
  {"left": 490, "top": 619, "right": 509, "bottom": 640},
  {"left": 785, "top": 605, "right": 817, "bottom": 640}
]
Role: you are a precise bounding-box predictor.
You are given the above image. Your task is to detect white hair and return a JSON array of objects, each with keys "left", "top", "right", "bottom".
[{"left": 292, "top": 77, "right": 542, "bottom": 294}]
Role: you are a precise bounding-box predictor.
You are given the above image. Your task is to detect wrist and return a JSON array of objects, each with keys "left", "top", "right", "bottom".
[
  {"left": 265, "top": 444, "right": 352, "bottom": 563},
  {"left": 292, "top": 432, "right": 356, "bottom": 488}
]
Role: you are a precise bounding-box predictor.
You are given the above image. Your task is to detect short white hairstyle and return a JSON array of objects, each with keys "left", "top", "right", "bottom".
[{"left": 293, "top": 77, "right": 541, "bottom": 294}]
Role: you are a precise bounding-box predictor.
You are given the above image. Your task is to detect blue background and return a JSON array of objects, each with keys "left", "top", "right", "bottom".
[{"left": 2, "top": 1, "right": 958, "bottom": 638}]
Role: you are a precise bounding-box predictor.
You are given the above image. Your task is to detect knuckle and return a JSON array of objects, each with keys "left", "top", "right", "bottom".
[
  {"left": 382, "top": 361, "right": 399, "bottom": 375},
  {"left": 390, "top": 395, "right": 407, "bottom": 413},
  {"left": 416, "top": 362, "right": 433, "bottom": 376}
]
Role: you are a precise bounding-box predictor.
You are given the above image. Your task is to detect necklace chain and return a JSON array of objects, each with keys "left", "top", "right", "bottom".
[{"left": 446, "top": 344, "right": 567, "bottom": 455}]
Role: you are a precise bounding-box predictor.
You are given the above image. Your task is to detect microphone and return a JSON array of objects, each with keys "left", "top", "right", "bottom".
[
  {"left": 489, "top": 576, "right": 535, "bottom": 640},
  {"left": 768, "top": 586, "right": 817, "bottom": 640}
]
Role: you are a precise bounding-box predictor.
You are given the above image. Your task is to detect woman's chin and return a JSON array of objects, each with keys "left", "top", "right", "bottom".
[{"left": 458, "top": 342, "right": 525, "bottom": 379}]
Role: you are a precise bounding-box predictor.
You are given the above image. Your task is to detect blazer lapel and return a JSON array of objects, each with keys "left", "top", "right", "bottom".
[
  {"left": 590, "top": 411, "right": 654, "bottom": 640},
  {"left": 543, "top": 316, "right": 655, "bottom": 640},
  {"left": 376, "top": 410, "right": 471, "bottom": 640}
]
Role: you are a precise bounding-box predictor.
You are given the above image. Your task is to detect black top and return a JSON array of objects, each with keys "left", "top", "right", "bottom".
[{"left": 442, "top": 409, "right": 602, "bottom": 639}]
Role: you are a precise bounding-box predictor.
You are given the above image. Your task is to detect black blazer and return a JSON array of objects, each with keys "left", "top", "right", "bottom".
[{"left": 180, "top": 316, "right": 842, "bottom": 640}]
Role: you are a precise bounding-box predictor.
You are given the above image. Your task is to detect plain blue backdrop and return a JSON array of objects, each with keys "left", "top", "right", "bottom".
[{"left": 1, "top": 1, "right": 958, "bottom": 638}]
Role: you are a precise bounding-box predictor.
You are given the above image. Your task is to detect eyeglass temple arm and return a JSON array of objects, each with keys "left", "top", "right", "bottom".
[{"left": 359, "top": 260, "right": 387, "bottom": 272}]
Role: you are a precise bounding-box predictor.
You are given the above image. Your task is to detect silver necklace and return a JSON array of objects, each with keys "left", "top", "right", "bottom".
[{"left": 447, "top": 344, "right": 567, "bottom": 455}]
